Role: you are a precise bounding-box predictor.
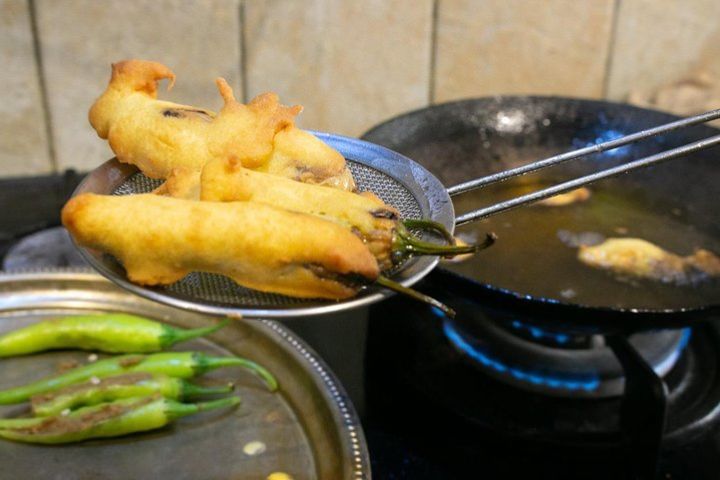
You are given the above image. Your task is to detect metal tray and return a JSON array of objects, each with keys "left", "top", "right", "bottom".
[{"left": 0, "top": 270, "right": 370, "bottom": 480}]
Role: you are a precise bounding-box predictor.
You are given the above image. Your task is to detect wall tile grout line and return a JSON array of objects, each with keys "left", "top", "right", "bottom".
[
  {"left": 239, "top": 0, "right": 248, "bottom": 103},
  {"left": 428, "top": 0, "right": 439, "bottom": 105},
  {"left": 27, "top": 0, "right": 57, "bottom": 173},
  {"left": 602, "top": 0, "right": 622, "bottom": 99}
]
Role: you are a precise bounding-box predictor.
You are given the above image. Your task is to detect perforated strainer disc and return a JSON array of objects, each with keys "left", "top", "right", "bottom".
[{"left": 70, "top": 133, "right": 455, "bottom": 318}]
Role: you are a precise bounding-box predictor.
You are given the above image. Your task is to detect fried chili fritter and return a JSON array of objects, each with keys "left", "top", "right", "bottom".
[
  {"left": 200, "top": 157, "right": 489, "bottom": 271},
  {"left": 89, "top": 60, "right": 355, "bottom": 196},
  {"left": 62, "top": 193, "right": 378, "bottom": 299}
]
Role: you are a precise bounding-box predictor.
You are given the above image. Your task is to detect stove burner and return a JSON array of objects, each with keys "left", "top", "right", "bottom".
[
  {"left": 439, "top": 310, "right": 689, "bottom": 398},
  {"left": 443, "top": 321, "right": 602, "bottom": 393},
  {"left": 366, "top": 293, "right": 720, "bottom": 462}
]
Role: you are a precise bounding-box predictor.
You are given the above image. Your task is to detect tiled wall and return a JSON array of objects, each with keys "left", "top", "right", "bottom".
[{"left": 2, "top": 0, "right": 720, "bottom": 177}]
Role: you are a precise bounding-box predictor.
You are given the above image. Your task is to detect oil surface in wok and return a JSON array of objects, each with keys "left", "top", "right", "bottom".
[{"left": 449, "top": 180, "right": 720, "bottom": 310}]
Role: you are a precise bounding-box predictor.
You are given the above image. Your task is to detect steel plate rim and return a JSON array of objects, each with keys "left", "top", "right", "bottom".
[
  {"left": 0, "top": 269, "right": 371, "bottom": 479},
  {"left": 69, "top": 132, "right": 453, "bottom": 319}
]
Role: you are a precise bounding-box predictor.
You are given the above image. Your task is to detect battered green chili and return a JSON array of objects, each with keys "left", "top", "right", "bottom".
[
  {"left": 0, "top": 395, "right": 240, "bottom": 444},
  {"left": 0, "top": 351, "right": 277, "bottom": 405},
  {"left": 0, "top": 314, "right": 229, "bottom": 357},
  {"left": 31, "top": 372, "right": 233, "bottom": 416}
]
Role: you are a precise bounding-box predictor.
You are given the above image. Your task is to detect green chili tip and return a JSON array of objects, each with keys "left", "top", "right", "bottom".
[
  {"left": 196, "top": 355, "right": 278, "bottom": 392},
  {"left": 165, "top": 396, "right": 241, "bottom": 420},
  {"left": 376, "top": 276, "right": 456, "bottom": 318}
]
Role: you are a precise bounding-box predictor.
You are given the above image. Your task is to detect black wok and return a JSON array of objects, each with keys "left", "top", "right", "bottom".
[{"left": 362, "top": 97, "right": 720, "bottom": 333}]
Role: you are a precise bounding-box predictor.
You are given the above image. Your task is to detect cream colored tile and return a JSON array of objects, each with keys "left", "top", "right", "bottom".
[
  {"left": 244, "top": 0, "right": 433, "bottom": 136},
  {"left": 607, "top": 0, "right": 720, "bottom": 101},
  {"left": 0, "top": 0, "right": 53, "bottom": 177},
  {"left": 434, "top": 0, "right": 615, "bottom": 102},
  {"left": 36, "top": 0, "right": 241, "bottom": 172}
]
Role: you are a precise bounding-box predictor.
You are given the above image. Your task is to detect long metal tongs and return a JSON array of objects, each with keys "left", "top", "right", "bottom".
[{"left": 449, "top": 108, "right": 720, "bottom": 226}]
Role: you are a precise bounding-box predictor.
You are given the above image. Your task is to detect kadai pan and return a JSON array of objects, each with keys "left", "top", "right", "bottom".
[{"left": 363, "top": 97, "right": 720, "bottom": 334}]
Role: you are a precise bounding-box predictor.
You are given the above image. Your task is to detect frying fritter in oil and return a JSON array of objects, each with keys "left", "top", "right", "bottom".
[
  {"left": 89, "top": 60, "right": 355, "bottom": 196},
  {"left": 578, "top": 238, "right": 720, "bottom": 285},
  {"left": 62, "top": 193, "right": 378, "bottom": 299}
]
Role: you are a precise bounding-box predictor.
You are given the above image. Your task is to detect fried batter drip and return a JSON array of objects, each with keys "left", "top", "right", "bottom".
[
  {"left": 89, "top": 59, "right": 355, "bottom": 195},
  {"left": 578, "top": 237, "right": 720, "bottom": 285},
  {"left": 62, "top": 193, "right": 378, "bottom": 299}
]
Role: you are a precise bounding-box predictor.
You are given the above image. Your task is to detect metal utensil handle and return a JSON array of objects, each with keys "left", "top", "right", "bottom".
[
  {"left": 453, "top": 133, "right": 720, "bottom": 226},
  {"left": 447, "top": 108, "right": 720, "bottom": 197}
]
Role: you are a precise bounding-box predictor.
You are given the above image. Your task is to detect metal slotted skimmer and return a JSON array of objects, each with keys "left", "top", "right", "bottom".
[
  {"left": 73, "top": 133, "right": 453, "bottom": 318},
  {"left": 72, "top": 112, "right": 720, "bottom": 318}
]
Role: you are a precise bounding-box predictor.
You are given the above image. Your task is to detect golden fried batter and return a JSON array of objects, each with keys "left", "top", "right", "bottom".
[
  {"left": 578, "top": 237, "right": 720, "bottom": 285},
  {"left": 89, "top": 59, "right": 355, "bottom": 192},
  {"left": 89, "top": 60, "right": 212, "bottom": 179},
  {"left": 62, "top": 193, "right": 378, "bottom": 299},
  {"left": 214, "top": 79, "right": 355, "bottom": 190},
  {"left": 152, "top": 168, "right": 201, "bottom": 199},
  {"left": 201, "top": 157, "right": 399, "bottom": 269}
]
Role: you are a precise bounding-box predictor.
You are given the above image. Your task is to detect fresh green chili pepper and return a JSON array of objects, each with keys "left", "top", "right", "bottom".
[
  {"left": 0, "top": 394, "right": 240, "bottom": 444},
  {"left": 0, "top": 351, "right": 277, "bottom": 405},
  {"left": 0, "top": 314, "right": 229, "bottom": 357},
  {"left": 31, "top": 372, "right": 233, "bottom": 417}
]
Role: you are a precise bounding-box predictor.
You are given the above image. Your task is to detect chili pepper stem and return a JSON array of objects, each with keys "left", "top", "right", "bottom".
[
  {"left": 393, "top": 224, "right": 496, "bottom": 261},
  {"left": 376, "top": 276, "right": 456, "bottom": 318},
  {"left": 401, "top": 219, "right": 455, "bottom": 245},
  {"left": 162, "top": 319, "right": 230, "bottom": 347},
  {"left": 165, "top": 396, "right": 240, "bottom": 420},
  {"left": 196, "top": 355, "right": 278, "bottom": 392},
  {"left": 181, "top": 381, "right": 234, "bottom": 398}
]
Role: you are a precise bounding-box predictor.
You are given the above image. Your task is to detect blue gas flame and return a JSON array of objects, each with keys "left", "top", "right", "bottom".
[
  {"left": 443, "top": 321, "right": 600, "bottom": 392},
  {"left": 510, "top": 319, "right": 569, "bottom": 345},
  {"left": 443, "top": 321, "right": 693, "bottom": 393}
]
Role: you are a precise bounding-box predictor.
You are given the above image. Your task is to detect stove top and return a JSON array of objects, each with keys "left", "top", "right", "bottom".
[
  {"left": 2, "top": 172, "right": 719, "bottom": 479},
  {"left": 365, "top": 290, "right": 720, "bottom": 479}
]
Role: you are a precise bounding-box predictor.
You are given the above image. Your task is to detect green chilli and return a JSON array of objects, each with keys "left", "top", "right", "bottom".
[
  {"left": 0, "top": 351, "right": 277, "bottom": 405},
  {"left": 31, "top": 372, "right": 234, "bottom": 417},
  {"left": 0, "top": 395, "right": 240, "bottom": 444},
  {"left": 0, "top": 314, "right": 229, "bottom": 357}
]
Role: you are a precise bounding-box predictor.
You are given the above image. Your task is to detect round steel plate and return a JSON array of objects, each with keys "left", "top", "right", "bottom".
[{"left": 0, "top": 270, "right": 370, "bottom": 480}]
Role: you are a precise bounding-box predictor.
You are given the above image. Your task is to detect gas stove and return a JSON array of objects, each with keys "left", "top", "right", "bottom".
[
  {"left": 364, "top": 286, "right": 720, "bottom": 479},
  {"left": 2, "top": 172, "right": 720, "bottom": 479}
]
